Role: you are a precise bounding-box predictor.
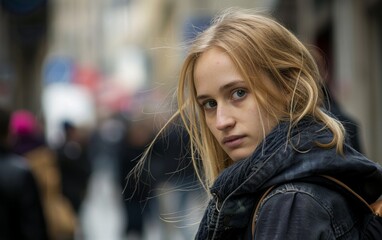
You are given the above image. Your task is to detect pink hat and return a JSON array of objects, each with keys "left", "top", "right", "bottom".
[{"left": 10, "top": 110, "right": 38, "bottom": 136}]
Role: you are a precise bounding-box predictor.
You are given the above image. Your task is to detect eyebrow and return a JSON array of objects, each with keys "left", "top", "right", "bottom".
[{"left": 196, "top": 80, "right": 246, "bottom": 102}]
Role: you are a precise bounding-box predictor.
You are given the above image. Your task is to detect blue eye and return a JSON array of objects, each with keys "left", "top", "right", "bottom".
[
  {"left": 232, "top": 89, "right": 247, "bottom": 100},
  {"left": 203, "top": 100, "right": 217, "bottom": 109}
]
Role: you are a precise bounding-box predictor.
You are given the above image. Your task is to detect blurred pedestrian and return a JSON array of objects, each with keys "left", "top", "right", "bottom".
[
  {"left": 55, "top": 120, "right": 92, "bottom": 214},
  {"left": 119, "top": 116, "right": 154, "bottom": 240},
  {"left": 10, "top": 110, "right": 77, "bottom": 240},
  {"left": 311, "top": 48, "right": 363, "bottom": 153},
  {"left": 0, "top": 106, "right": 49, "bottom": 240},
  {"left": 322, "top": 88, "right": 363, "bottom": 152},
  {"left": 151, "top": 124, "right": 204, "bottom": 240}
]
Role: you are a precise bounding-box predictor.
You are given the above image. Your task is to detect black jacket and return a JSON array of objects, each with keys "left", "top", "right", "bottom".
[
  {"left": 195, "top": 118, "right": 382, "bottom": 239},
  {"left": 0, "top": 147, "right": 49, "bottom": 240}
]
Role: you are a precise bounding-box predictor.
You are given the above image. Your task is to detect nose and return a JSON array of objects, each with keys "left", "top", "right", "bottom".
[{"left": 216, "top": 105, "right": 235, "bottom": 130}]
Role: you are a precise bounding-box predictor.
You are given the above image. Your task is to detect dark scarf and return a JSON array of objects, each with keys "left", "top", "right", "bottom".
[{"left": 195, "top": 118, "right": 382, "bottom": 239}]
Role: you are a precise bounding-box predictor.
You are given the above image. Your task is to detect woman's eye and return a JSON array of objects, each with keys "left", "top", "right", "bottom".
[
  {"left": 232, "top": 89, "right": 247, "bottom": 100},
  {"left": 203, "top": 100, "right": 217, "bottom": 109}
]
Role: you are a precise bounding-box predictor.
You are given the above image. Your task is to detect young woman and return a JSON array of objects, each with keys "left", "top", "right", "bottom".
[{"left": 133, "top": 8, "right": 382, "bottom": 239}]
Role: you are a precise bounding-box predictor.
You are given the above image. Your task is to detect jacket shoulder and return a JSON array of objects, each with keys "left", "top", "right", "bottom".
[{"left": 253, "top": 181, "right": 361, "bottom": 239}]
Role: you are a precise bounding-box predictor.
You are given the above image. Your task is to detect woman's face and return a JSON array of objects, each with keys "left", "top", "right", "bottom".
[{"left": 194, "top": 47, "right": 276, "bottom": 161}]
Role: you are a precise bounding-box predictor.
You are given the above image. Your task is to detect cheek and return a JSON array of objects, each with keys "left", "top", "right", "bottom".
[
  {"left": 204, "top": 115, "right": 218, "bottom": 137},
  {"left": 204, "top": 116, "right": 214, "bottom": 131},
  {"left": 248, "top": 109, "right": 276, "bottom": 139},
  {"left": 243, "top": 105, "right": 265, "bottom": 135}
]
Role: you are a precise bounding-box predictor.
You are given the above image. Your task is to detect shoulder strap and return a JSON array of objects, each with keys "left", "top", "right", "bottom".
[
  {"left": 251, "top": 175, "right": 382, "bottom": 238},
  {"left": 251, "top": 185, "right": 276, "bottom": 237},
  {"left": 321, "top": 175, "right": 382, "bottom": 216}
]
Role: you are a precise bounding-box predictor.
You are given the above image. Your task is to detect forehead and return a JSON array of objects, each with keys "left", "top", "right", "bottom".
[
  {"left": 196, "top": 46, "right": 232, "bottom": 63},
  {"left": 193, "top": 47, "right": 248, "bottom": 97},
  {"left": 194, "top": 47, "right": 239, "bottom": 79}
]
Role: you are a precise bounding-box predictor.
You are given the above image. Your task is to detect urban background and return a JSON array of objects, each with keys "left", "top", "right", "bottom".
[{"left": 0, "top": 0, "right": 381, "bottom": 239}]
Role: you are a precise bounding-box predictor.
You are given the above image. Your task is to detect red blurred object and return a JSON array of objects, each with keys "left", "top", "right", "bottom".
[
  {"left": 73, "top": 66, "right": 100, "bottom": 92},
  {"left": 96, "top": 81, "right": 132, "bottom": 113}
]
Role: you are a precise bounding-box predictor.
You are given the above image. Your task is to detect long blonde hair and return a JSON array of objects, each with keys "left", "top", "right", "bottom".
[
  {"left": 177, "top": 9, "right": 345, "bottom": 189},
  {"left": 133, "top": 8, "right": 345, "bottom": 193}
]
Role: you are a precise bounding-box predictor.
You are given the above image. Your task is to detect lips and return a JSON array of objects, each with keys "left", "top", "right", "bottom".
[{"left": 222, "top": 135, "right": 245, "bottom": 148}]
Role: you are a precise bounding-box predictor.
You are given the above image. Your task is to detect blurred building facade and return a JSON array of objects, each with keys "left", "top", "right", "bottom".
[
  {"left": 271, "top": 0, "right": 382, "bottom": 163},
  {"left": 0, "top": 0, "right": 49, "bottom": 113},
  {"left": 0, "top": 0, "right": 381, "bottom": 163}
]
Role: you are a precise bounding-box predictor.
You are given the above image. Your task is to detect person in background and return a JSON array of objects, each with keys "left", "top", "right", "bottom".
[
  {"left": 322, "top": 88, "right": 363, "bottom": 152},
  {"left": 10, "top": 110, "right": 77, "bottom": 240},
  {"left": 133, "top": 8, "right": 382, "bottom": 239},
  {"left": 55, "top": 120, "right": 92, "bottom": 215},
  {"left": 150, "top": 123, "right": 204, "bottom": 240},
  {"left": 0, "top": 106, "right": 49, "bottom": 240},
  {"left": 310, "top": 48, "right": 363, "bottom": 153},
  {"left": 119, "top": 116, "right": 154, "bottom": 240}
]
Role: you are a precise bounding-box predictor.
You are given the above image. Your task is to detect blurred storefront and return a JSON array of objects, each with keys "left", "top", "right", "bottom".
[{"left": 0, "top": 0, "right": 49, "bottom": 112}]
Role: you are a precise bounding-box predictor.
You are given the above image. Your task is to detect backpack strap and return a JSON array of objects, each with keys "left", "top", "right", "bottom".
[
  {"left": 371, "top": 201, "right": 382, "bottom": 216},
  {"left": 251, "top": 185, "right": 276, "bottom": 237},
  {"left": 251, "top": 175, "right": 382, "bottom": 238},
  {"left": 321, "top": 175, "right": 382, "bottom": 216}
]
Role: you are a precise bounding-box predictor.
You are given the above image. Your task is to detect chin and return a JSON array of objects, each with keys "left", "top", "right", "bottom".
[{"left": 229, "top": 150, "right": 253, "bottom": 162}]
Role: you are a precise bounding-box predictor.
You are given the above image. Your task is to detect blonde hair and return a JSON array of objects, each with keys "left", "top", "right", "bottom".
[{"left": 132, "top": 8, "right": 345, "bottom": 193}]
